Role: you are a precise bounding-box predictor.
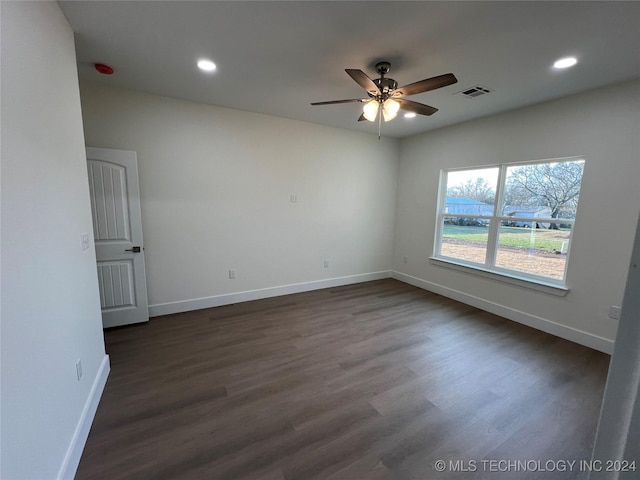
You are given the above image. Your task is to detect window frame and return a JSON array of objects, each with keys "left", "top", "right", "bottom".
[{"left": 433, "top": 157, "right": 584, "bottom": 288}]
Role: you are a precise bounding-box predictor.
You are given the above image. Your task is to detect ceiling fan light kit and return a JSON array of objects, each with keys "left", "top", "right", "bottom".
[
  {"left": 382, "top": 98, "right": 400, "bottom": 121},
  {"left": 311, "top": 61, "right": 457, "bottom": 138},
  {"left": 363, "top": 99, "right": 379, "bottom": 122}
]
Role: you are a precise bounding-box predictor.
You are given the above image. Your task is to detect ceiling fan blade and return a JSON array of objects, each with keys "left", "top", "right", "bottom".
[
  {"left": 357, "top": 113, "right": 367, "bottom": 122},
  {"left": 398, "top": 99, "right": 438, "bottom": 116},
  {"left": 310, "top": 98, "right": 367, "bottom": 106},
  {"left": 393, "top": 73, "right": 458, "bottom": 98},
  {"left": 345, "top": 69, "right": 380, "bottom": 95}
]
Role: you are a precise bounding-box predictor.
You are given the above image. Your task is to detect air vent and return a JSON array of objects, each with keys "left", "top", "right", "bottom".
[{"left": 458, "top": 85, "right": 494, "bottom": 98}]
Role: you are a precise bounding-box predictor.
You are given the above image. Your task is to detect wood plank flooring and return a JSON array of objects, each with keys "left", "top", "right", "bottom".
[{"left": 76, "top": 279, "right": 609, "bottom": 480}]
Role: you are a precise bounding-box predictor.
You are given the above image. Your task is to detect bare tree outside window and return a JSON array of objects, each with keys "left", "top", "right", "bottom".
[
  {"left": 503, "top": 161, "right": 584, "bottom": 228},
  {"left": 447, "top": 177, "right": 496, "bottom": 205}
]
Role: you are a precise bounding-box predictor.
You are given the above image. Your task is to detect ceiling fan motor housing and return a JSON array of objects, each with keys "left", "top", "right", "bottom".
[
  {"left": 374, "top": 77, "right": 398, "bottom": 95},
  {"left": 373, "top": 62, "right": 397, "bottom": 95}
]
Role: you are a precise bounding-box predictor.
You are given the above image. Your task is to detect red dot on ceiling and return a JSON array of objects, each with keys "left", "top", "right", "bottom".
[{"left": 94, "top": 63, "right": 114, "bottom": 75}]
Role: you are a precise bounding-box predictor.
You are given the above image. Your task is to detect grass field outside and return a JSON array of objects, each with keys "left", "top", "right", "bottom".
[
  {"left": 441, "top": 224, "right": 570, "bottom": 279},
  {"left": 442, "top": 224, "right": 571, "bottom": 253}
]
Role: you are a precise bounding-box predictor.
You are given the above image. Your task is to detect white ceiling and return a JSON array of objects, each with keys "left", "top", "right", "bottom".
[{"left": 59, "top": 1, "right": 640, "bottom": 138}]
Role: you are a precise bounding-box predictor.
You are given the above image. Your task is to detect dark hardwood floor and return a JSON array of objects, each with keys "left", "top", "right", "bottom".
[{"left": 76, "top": 279, "right": 609, "bottom": 480}]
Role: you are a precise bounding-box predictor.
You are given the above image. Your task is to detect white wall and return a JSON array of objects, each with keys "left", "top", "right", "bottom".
[
  {"left": 79, "top": 82, "right": 399, "bottom": 314},
  {"left": 1, "top": 2, "right": 109, "bottom": 479},
  {"left": 393, "top": 80, "right": 640, "bottom": 352}
]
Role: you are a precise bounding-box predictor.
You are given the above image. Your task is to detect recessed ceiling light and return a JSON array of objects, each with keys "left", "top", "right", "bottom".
[
  {"left": 553, "top": 57, "right": 577, "bottom": 69},
  {"left": 404, "top": 112, "right": 417, "bottom": 118},
  {"left": 197, "top": 59, "right": 217, "bottom": 72}
]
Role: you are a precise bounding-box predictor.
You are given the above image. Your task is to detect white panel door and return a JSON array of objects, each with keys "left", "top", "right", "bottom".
[{"left": 87, "top": 147, "right": 149, "bottom": 328}]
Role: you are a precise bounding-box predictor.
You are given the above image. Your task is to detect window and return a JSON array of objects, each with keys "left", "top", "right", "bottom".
[{"left": 434, "top": 158, "right": 584, "bottom": 285}]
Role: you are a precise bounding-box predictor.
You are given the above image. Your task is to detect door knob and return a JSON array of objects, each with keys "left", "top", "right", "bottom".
[{"left": 125, "top": 246, "right": 141, "bottom": 253}]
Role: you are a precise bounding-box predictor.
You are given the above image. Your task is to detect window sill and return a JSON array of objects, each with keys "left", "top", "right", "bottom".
[{"left": 429, "top": 257, "right": 569, "bottom": 297}]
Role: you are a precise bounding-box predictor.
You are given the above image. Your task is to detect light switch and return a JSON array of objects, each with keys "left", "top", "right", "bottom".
[{"left": 80, "top": 233, "right": 90, "bottom": 251}]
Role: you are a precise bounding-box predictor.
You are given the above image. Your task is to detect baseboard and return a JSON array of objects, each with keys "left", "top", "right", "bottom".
[
  {"left": 392, "top": 271, "right": 614, "bottom": 354},
  {"left": 58, "top": 354, "right": 110, "bottom": 480},
  {"left": 149, "top": 271, "right": 393, "bottom": 317}
]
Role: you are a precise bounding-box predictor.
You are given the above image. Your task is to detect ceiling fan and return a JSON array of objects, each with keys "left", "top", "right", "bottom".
[{"left": 311, "top": 61, "right": 457, "bottom": 137}]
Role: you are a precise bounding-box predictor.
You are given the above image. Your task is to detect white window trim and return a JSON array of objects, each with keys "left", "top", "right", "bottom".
[
  {"left": 433, "top": 157, "right": 583, "bottom": 290},
  {"left": 429, "top": 257, "right": 569, "bottom": 296}
]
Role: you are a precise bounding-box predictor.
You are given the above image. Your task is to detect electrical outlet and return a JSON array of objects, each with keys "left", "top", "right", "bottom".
[
  {"left": 75, "top": 359, "right": 82, "bottom": 381},
  {"left": 609, "top": 306, "right": 621, "bottom": 320},
  {"left": 229, "top": 269, "right": 236, "bottom": 279},
  {"left": 323, "top": 260, "right": 329, "bottom": 268},
  {"left": 290, "top": 194, "right": 298, "bottom": 203}
]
